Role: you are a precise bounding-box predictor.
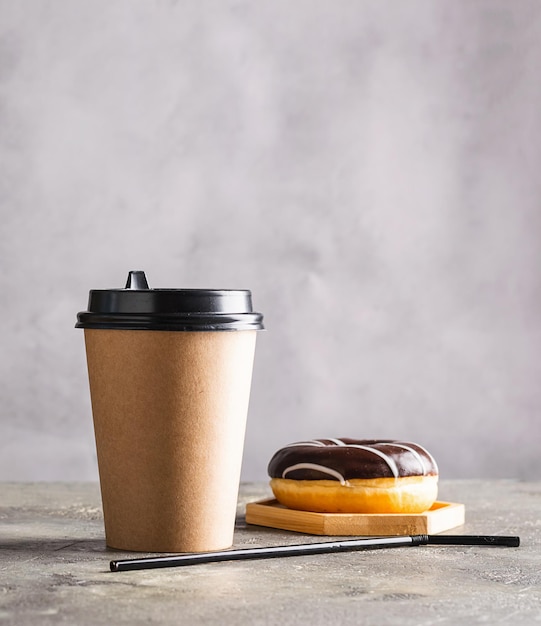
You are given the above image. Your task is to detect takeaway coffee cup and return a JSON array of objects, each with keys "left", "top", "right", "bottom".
[{"left": 76, "top": 271, "right": 264, "bottom": 552}]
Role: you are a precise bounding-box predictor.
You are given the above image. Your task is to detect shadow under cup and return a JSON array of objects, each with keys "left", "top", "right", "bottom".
[{"left": 76, "top": 271, "right": 264, "bottom": 553}]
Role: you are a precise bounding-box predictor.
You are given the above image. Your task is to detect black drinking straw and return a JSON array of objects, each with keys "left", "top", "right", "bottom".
[{"left": 110, "top": 534, "right": 520, "bottom": 572}]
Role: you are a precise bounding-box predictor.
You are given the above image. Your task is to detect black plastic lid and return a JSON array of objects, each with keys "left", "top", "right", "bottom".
[{"left": 76, "top": 271, "right": 264, "bottom": 331}]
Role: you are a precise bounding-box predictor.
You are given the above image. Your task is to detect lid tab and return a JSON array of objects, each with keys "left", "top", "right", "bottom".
[{"left": 125, "top": 271, "right": 149, "bottom": 290}]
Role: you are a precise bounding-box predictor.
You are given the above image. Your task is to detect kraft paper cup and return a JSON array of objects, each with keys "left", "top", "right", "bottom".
[{"left": 76, "top": 271, "right": 264, "bottom": 552}]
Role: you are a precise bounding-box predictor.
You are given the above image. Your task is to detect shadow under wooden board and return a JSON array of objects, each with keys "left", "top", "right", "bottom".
[{"left": 245, "top": 499, "right": 465, "bottom": 536}]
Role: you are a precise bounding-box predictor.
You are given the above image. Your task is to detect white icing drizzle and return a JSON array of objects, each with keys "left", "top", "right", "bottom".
[
  {"left": 345, "top": 444, "right": 400, "bottom": 478},
  {"left": 326, "top": 438, "right": 347, "bottom": 446},
  {"left": 390, "top": 444, "right": 427, "bottom": 475},
  {"left": 284, "top": 440, "right": 326, "bottom": 448},
  {"left": 410, "top": 443, "right": 439, "bottom": 473},
  {"left": 282, "top": 463, "right": 347, "bottom": 485}
]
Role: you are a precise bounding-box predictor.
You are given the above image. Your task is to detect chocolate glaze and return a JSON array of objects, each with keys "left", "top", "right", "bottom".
[{"left": 267, "top": 438, "right": 438, "bottom": 481}]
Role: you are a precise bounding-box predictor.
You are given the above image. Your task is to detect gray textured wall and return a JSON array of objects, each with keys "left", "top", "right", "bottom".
[{"left": 1, "top": 1, "right": 540, "bottom": 482}]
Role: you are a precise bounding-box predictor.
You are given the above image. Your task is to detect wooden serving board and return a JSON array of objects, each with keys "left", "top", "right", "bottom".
[{"left": 245, "top": 499, "right": 465, "bottom": 536}]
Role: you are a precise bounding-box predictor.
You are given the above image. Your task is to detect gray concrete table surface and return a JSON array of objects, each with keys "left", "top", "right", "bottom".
[{"left": 1, "top": 481, "right": 540, "bottom": 625}]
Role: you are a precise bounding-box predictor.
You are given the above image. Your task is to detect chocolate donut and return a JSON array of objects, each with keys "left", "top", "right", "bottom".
[{"left": 268, "top": 438, "right": 439, "bottom": 514}]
